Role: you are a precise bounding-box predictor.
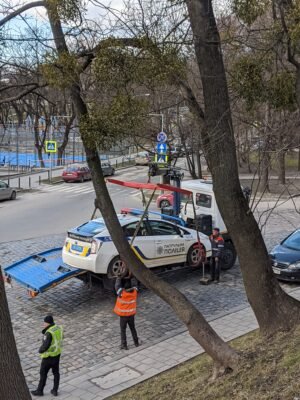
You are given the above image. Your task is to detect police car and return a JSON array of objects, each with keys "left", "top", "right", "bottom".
[{"left": 62, "top": 214, "right": 212, "bottom": 278}]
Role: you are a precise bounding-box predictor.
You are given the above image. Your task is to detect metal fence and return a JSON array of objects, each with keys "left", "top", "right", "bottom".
[{"left": 0, "top": 122, "right": 85, "bottom": 168}]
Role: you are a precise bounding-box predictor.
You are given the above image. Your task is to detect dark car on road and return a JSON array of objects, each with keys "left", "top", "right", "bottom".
[
  {"left": 62, "top": 164, "right": 91, "bottom": 183},
  {"left": 101, "top": 162, "right": 115, "bottom": 177},
  {"left": 0, "top": 180, "right": 17, "bottom": 200},
  {"left": 270, "top": 229, "right": 300, "bottom": 282}
]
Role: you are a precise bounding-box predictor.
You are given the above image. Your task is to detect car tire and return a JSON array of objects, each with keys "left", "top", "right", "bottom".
[
  {"left": 10, "top": 191, "right": 16, "bottom": 200},
  {"left": 187, "top": 243, "right": 204, "bottom": 267},
  {"left": 221, "top": 241, "right": 237, "bottom": 270},
  {"left": 107, "top": 256, "right": 127, "bottom": 279},
  {"left": 111, "top": 169, "right": 115, "bottom": 176},
  {"left": 160, "top": 200, "right": 170, "bottom": 209}
]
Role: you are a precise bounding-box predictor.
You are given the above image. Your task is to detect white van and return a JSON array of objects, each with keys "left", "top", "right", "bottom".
[{"left": 180, "top": 179, "right": 237, "bottom": 269}]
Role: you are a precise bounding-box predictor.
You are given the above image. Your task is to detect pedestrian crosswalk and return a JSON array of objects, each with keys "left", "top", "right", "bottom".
[{"left": 37, "top": 167, "right": 149, "bottom": 199}]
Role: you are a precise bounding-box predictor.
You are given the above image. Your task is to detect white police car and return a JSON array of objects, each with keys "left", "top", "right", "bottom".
[{"left": 62, "top": 214, "right": 212, "bottom": 278}]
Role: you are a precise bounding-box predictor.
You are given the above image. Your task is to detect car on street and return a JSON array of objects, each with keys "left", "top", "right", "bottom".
[
  {"left": 0, "top": 180, "right": 17, "bottom": 201},
  {"left": 62, "top": 214, "right": 212, "bottom": 278},
  {"left": 101, "top": 162, "right": 115, "bottom": 177},
  {"left": 157, "top": 192, "right": 174, "bottom": 209},
  {"left": 135, "top": 152, "right": 150, "bottom": 165},
  {"left": 62, "top": 164, "right": 91, "bottom": 183},
  {"left": 269, "top": 228, "right": 300, "bottom": 282}
]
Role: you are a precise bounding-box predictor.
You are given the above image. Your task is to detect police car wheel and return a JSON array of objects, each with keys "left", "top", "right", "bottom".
[
  {"left": 187, "top": 245, "right": 202, "bottom": 266},
  {"left": 107, "top": 256, "right": 127, "bottom": 279},
  {"left": 221, "top": 242, "right": 237, "bottom": 270}
]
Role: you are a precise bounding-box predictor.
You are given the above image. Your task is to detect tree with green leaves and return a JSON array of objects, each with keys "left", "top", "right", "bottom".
[{"left": 0, "top": 4, "right": 240, "bottom": 396}]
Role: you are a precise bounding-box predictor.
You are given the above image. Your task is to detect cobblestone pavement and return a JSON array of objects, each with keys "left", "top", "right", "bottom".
[{"left": 1, "top": 198, "right": 299, "bottom": 390}]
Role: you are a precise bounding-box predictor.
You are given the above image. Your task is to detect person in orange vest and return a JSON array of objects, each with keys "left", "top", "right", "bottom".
[
  {"left": 114, "top": 276, "right": 139, "bottom": 350},
  {"left": 209, "top": 227, "right": 225, "bottom": 283}
]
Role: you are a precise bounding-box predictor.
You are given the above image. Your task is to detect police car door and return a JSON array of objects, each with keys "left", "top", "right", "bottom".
[
  {"left": 148, "top": 220, "right": 186, "bottom": 267},
  {"left": 122, "top": 221, "right": 155, "bottom": 268}
]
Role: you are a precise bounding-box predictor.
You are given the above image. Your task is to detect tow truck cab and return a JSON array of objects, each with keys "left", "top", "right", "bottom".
[{"left": 180, "top": 179, "right": 237, "bottom": 269}]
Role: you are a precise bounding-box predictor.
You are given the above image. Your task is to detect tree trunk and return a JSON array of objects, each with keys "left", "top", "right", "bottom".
[
  {"left": 57, "top": 114, "right": 75, "bottom": 166},
  {"left": 0, "top": 268, "right": 31, "bottom": 400},
  {"left": 258, "top": 149, "right": 270, "bottom": 193},
  {"left": 46, "top": 2, "right": 239, "bottom": 369},
  {"left": 34, "top": 122, "right": 45, "bottom": 168},
  {"left": 185, "top": 0, "right": 300, "bottom": 334}
]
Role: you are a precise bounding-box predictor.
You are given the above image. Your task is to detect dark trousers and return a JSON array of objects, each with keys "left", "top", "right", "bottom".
[
  {"left": 120, "top": 316, "right": 138, "bottom": 346},
  {"left": 210, "top": 257, "right": 221, "bottom": 281},
  {"left": 37, "top": 355, "right": 60, "bottom": 393}
]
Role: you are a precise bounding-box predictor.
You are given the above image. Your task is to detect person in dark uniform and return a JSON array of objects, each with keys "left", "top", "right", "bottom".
[
  {"left": 114, "top": 272, "right": 139, "bottom": 350},
  {"left": 209, "top": 228, "right": 225, "bottom": 283},
  {"left": 31, "top": 315, "right": 63, "bottom": 397}
]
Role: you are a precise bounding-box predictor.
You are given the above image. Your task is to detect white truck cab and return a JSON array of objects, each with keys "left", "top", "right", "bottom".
[
  {"left": 180, "top": 179, "right": 226, "bottom": 233},
  {"left": 180, "top": 179, "right": 237, "bottom": 269}
]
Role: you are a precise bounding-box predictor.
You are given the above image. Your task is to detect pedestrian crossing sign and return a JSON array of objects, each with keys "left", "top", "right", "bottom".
[
  {"left": 45, "top": 141, "right": 57, "bottom": 153},
  {"left": 155, "top": 154, "right": 168, "bottom": 165}
]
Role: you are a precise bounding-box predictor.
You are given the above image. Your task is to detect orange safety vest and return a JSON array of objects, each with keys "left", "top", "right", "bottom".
[{"left": 114, "top": 289, "right": 138, "bottom": 317}]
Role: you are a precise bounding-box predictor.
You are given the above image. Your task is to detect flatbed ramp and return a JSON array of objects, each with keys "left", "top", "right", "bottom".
[{"left": 4, "top": 247, "right": 85, "bottom": 296}]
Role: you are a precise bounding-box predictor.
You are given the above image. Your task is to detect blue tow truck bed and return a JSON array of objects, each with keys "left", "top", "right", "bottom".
[{"left": 4, "top": 247, "right": 85, "bottom": 295}]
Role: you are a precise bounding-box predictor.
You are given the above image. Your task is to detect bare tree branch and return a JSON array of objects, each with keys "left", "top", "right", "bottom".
[{"left": 0, "top": 1, "right": 46, "bottom": 28}]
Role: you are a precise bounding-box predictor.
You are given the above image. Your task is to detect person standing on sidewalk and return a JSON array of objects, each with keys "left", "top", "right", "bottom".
[
  {"left": 114, "top": 275, "right": 139, "bottom": 350},
  {"left": 31, "top": 315, "right": 63, "bottom": 397},
  {"left": 209, "top": 228, "right": 225, "bottom": 283}
]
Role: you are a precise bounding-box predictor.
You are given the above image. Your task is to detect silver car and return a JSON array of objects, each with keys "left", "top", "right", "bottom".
[
  {"left": 0, "top": 180, "right": 17, "bottom": 201},
  {"left": 101, "top": 162, "right": 115, "bottom": 177}
]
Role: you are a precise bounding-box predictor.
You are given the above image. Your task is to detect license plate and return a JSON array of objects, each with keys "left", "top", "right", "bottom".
[
  {"left": 67, "top": 173, "right": 73, "bottom": 176},
  {"left": 71, "top": 244, "right": 83, "bottom": 253},
  {"left": 273, "top": 267, "right": 281, "bottom": 275}
]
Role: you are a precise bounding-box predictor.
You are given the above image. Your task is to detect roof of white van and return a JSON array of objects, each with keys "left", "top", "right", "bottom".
[{"left": 181, "top": 179, "right": 213, "bottom": 192}]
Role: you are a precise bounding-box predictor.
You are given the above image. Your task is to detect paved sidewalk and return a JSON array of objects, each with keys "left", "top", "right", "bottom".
[{"left": 30, "top": 287, "right": 300, "bottom": 400}]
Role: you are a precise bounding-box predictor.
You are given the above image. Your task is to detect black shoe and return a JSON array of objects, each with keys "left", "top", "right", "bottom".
[
  {"left": 120, "top": 345, "right": 128, "bottom": 350},
  {"left": 51, "top": 389, "right": 58, "bottom": 396},
  {"left": 134, "top": 341, "right": 140, "bottom": 347},
  {"left": 31, "top": 390, "right": 44, "bottom": 396}
]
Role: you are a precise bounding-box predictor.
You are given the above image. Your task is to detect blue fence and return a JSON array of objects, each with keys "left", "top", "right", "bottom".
[{"left": 0, "top": 152, "right": 86, "bottom": 168}]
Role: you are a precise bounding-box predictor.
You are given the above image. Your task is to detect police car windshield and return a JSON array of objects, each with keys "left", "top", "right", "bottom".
[{"left": 77, "top": 220, "right": 106, "bottom": 234}]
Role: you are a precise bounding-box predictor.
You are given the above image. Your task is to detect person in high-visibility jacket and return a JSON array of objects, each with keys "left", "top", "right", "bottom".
[
  {"left": 31, "top": 315, "right": 63, "bottom": 397},
  {"left": 114, "top": 277, "right": 139, "bottom": 350}
]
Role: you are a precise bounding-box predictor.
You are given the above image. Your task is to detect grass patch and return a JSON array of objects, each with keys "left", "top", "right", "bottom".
[{"left": 112, "top": 327, "right": 300, "bottom": 400}]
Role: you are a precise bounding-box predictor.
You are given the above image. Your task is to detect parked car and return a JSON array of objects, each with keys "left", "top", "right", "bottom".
[
  {"left": 101, "top": 162, "right": 115, "bottom": 177},
  {"left": 62, "top": 214, "right": 212, "bottom": 277},
  {"left": 62, "top": 164, "right": 91, "bottom": 183},
  {"left": 269, "top": 229, "right": 300, "bottom": 282},
  {"left": 135, "top": 152, "right": 150, "bottom": 166},
  {"left": 157, "top": 193, "right": 174, "bottom": 209},
  {"left": 0, "top": 180, "right": 17, "bottom": 200}
]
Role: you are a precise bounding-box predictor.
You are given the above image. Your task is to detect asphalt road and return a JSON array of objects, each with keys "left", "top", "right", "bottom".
[{"left": 0, "top": 165, "right": 159, "bottom": 242}]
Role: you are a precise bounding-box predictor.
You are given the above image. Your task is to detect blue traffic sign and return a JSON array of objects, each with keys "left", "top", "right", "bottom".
[
  {"left": 155, "top": 154, "right": 168, "bottom": 164},
  {"left": 157, "top": 131, "right": 167, "bottom": 143},
  {"left": 156, "top": 143, "right": 168, "bottom": 154},
  {"left": 45, "top": 141, "right": 57, "bottom": 153}
]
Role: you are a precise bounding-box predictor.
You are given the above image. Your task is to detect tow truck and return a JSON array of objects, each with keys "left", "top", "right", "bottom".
[
  {"left": 3, "top": 165, "right": 241, "bottom": 296},
  {"left": 4, "top": 180, "right": 206, "bottom": 296}
]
